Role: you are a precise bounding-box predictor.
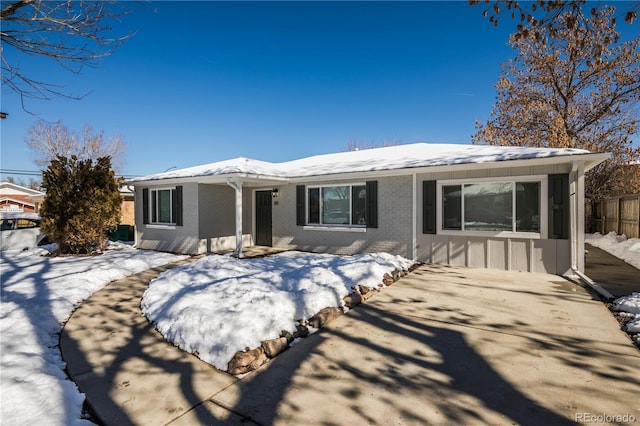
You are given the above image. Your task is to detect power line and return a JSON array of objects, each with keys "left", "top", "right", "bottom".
[
  {"left": 0, "top": 169, "right": 42, "bottom": 176},
  {"left": 0, "top": 169, "right": 142, "bottom": 179}
]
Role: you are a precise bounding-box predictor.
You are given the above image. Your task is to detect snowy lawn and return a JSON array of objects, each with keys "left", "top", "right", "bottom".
[
  {"left": 586, "top": 232, "right": 640, "bottom": 345},
  {"left": 142, "top": 251, "right": 414, "bottom": 371},
  {"left": 0, "top": 243, "right": 186, "bottom": 426}
]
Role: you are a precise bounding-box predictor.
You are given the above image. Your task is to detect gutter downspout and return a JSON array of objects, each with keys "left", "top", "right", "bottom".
[
  {"left": 568, "top": 161, "right": 614, "bottom": 300},
  {"left": 412, "top": 173, "right": 418, "bottom": 262},
  {"left": 226, "top": 179, "right": 243, "bottom": 258}
]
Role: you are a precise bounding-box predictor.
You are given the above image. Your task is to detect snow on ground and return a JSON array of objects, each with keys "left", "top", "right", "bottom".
[
  {"left": 0, "top": 242, "right": 186, "bottom": 426},
  {"left": 585, "top": 232, "right": 640, "bottom": 270},
  {"left": 586, "top": 232, "right": 640, "bottom": 344},
  {"left": 3, "top": 234, "right": 635, "bottom": 425},
  {"left": 142, "top": 251, "right": 414, "bottom": 371},
  {"left": 612, "top": 293, "right": 640, "bottom": 335}
]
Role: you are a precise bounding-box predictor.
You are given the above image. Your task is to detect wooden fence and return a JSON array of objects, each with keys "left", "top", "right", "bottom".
[{"left": 587, "top": 194, "right": 640, "bottom": 238}]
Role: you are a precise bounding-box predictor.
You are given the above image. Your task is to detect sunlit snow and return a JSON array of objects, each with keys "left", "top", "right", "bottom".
[
  {"left": 0, "top": 243, "right": 186, "bottom": 425},
  {"left": 142, "top": 251, "right": 414, "bottom": 370}
]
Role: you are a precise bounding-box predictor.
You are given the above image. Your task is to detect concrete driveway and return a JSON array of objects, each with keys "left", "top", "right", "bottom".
[
  {"left": 63, "top": 263, "right": 640, "bottom": 425},
  {"left": 174, "top": 264, "right": 640, "bottom": 425}
]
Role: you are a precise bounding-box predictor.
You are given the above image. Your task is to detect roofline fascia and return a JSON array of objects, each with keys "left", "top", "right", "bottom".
[
  {"left": 286, "top": 152, "right": 611, "bottom": 183},
  {"left": 125, "top": 152, "right": 610, "bottom": 186},
  {"left": 581, "top": 152, "right": 611, "bottom": 172},
  {"left": 126, "top": 172, "right": 290, "bottom": 187}
]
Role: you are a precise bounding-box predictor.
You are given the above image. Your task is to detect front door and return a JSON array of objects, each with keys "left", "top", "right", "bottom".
[{"left": 255, "top": 190, "right": 272, "bottom": 246}]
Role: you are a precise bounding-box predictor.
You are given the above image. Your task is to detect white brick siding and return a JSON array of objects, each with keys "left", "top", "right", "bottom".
[{"left": 272, "top": 175, "right": 413, "bottom": 258}]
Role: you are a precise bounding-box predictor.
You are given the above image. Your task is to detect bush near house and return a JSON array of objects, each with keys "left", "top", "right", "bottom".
[{"left": 41, "top": 156, "right": 121, "bottom": 255}]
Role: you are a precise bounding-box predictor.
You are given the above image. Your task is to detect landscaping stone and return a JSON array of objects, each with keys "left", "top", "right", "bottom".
[
  {"left": 308, "top": 307, "right": 343, "bottom": 328},
  {"left": 360, "top": 287, "right": 380, "bottom": 301},
  {"left": 280, "top": 330, "right": 294, "bottom": 344},
  {"left": 262, "top": 337, "right": 289, "bottom": 358},
  {"left": 294, "top": 323, "right": 309, "bottom": 338},
  {"left": 226, "top": 267, "right": 414, "bottom": 374},
  {"left": 227, "top": 347, "right": 268, "bottom": 375},
  {"left": 343, "top": 292, "right": 362, "bottom": 308},
  {"left": 358, "top": 285, "right": 371, "bottom": 295}
]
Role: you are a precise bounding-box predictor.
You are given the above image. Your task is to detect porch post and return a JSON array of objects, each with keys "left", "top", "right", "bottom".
[
  {"left": 412, "top": 173, "right": 417, "bottom": 261},
  {"left": 226, "top": 179, "right": 243, "bottom": 258}
]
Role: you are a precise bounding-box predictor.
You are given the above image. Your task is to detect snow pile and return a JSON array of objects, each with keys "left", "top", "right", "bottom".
[
  {"left": 585, "top": 232, "right": 640, "bottom": 270},
  {"left": 612, "top": 293, "right": 640, "bottom": 339},
  {"left": 142, "top": 251, "right": 414, "bottom": 370},
  {"left": 0, "top": 245, "right": 186, "bottom": 426}
]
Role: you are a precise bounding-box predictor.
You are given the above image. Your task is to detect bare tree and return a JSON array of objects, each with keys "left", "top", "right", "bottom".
[
  {"left": 344, "top": 138, "right": 402, "bottom": 152},
  {"left": 1, "top": 1, "right": 132, "bottom": 108},
  {"left": 470, "top": 1, "right": 638, "bottom": 37},
  {"left": 26, "top": 119, "right": 126, "bottom": 171},
  {"left": 4, "top": 176, "right": 42, "bottom": 190},
  {"left": 472, "top": 4, "right": 640, "bottom": 201}
]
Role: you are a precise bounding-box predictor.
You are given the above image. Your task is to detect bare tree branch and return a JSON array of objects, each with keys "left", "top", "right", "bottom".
[
  {"left": 26, "top": 119, "right": 126, "bottom": 173},
  {"left": 1, "top": 0, "right": 134, "bottom": 110}
]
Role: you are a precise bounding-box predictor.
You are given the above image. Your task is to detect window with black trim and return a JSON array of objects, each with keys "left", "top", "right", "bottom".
[
  {"left": 145, "top": 186, "right": 182, "bottom": 226},
  {"left": 307, "top": 184, "right": 366, "bottom": 226},
  {"left": 441, "top": 181, "right": 540, "bottom": 233}
]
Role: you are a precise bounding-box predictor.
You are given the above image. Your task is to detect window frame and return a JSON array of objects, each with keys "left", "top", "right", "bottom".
[
  {"left": 149, "top": 187, "right": 176, "bottom": 225},
  {"left": 304, "top": 183, "right": 367, "bottom": 229},
  {"left": 436, "top": 175, "right": 548, "bottom": 239},
  {"left": 16, "top": 218, "right": 40, "bottom": 229}
]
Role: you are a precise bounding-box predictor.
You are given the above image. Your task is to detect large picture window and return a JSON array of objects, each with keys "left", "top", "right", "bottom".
[
  {"left": 441, "top": 181, "right": 541, "bottom": 233},
  {"left": 307, "top": 184, "right": 366, "bottom": 226}
]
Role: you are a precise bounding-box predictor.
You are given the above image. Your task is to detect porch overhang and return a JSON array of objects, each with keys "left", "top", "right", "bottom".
[{"left": 126, "top": 172, "right": 289, "bottom": 188}]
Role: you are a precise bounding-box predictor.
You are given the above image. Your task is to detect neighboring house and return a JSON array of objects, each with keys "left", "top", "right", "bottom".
[
  {"left": 126, "top": 143, "right": 608, "bottom": 275},
  {"left": 0, "top": 182, "right": 44, "bottom": 213},
  {"left": 119, "top": 186, "right": 135, "bottom": 226},
  {"left": 1, "top": 181, "right": 135, "bottom": 226}
]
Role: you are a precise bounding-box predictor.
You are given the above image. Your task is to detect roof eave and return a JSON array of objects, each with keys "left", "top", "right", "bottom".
[
  {"left": 126, "top": 151, "right": 611, "bottom": 186},
  {"left": 580, "top": 152, "right": 610, "bottom": 172},
  {"left": 287, "top": 152, "right": 611, "bottom": 183},
  {"left": 125, "top": 172, "right": 290, "bottom": 187}
]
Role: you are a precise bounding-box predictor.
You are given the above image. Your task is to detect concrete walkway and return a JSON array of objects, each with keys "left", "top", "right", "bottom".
[
  {"left": 61, "top": 260, "right": 640, "bottom": 425},
  {"left": 585, "top": 243, "right": 640, "bottom": 297}
]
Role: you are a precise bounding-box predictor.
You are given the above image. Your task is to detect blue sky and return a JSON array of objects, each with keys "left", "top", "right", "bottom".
[{"left": 1, "top": 1, "right": 635, "bottom": 180}]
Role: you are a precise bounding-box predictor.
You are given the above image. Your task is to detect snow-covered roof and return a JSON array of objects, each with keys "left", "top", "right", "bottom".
[
  {"left": 127, "top": 143, "right": 608, "bottom": 184},
  {"left": 0, "top": 182, "right": 44, "bottom": 196}
]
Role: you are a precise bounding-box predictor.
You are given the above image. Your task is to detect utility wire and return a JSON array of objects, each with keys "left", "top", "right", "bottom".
[
  {"left": 0, "top": 169, "right": 141, "bottom": 178},
  {"left": 0, "top": 169, "right": 42, "bottom": 176}
]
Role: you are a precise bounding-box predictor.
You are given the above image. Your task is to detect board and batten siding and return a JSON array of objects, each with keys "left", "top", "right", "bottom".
[
  {"left": 272, "top": 175, "right": 413, "bottom": 258},
  {"left": 416, "top": 164, "right": 573, "bottom": 275}
]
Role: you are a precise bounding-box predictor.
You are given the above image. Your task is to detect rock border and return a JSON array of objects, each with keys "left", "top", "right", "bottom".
[
  {"left": 606, "top": 303, "right": 640, "bottom": 350},
  {"left": 227, "top": 264, "right": 419, "bottom": 375}
]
